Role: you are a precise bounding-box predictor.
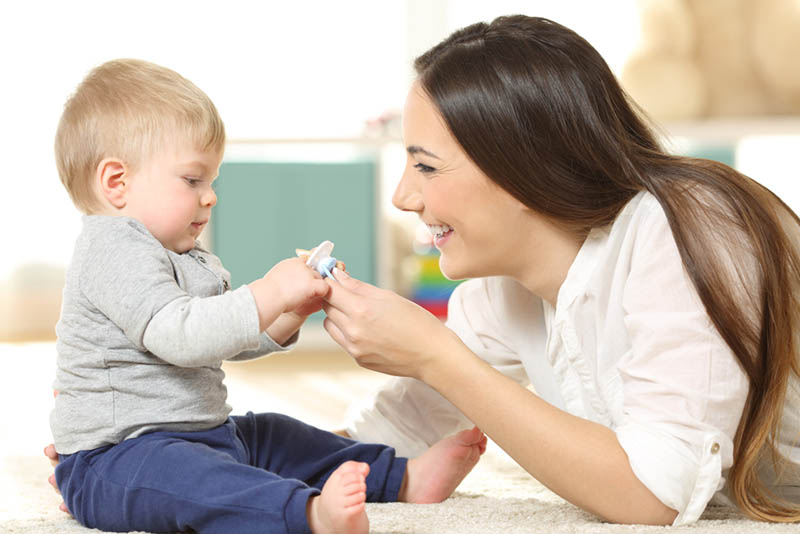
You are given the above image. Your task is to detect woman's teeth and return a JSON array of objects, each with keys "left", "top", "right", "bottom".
[{"left": 428, "top": 224, "right": 453, "bottom": 238}]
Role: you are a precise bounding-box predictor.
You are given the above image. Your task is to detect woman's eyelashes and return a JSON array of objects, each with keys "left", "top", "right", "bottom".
[{"left": 414, "top": 162, "right": 436, "bottom": 174}]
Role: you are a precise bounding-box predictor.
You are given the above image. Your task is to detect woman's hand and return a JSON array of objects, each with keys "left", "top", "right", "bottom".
[{"left": 321, "top": 269, "right": 460, "bottom": 380}]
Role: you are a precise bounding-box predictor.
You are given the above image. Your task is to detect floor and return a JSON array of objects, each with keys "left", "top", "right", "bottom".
[
  {"left": 7, "top": 343, "right": 800, "bottom": 533},
  {"left": 0, "top": 340, "right": 391, "bottom": 460}
]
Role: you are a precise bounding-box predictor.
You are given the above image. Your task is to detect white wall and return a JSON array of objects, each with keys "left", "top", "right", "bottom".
[
  {"left": 1, "top": 0, "right": 411, "bottom": 281},
  {"left": 1, "top": 0, "right": 643, "bottom": 284}
]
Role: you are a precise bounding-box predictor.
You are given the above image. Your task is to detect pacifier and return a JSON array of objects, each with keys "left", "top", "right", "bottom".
[{"left": 298, "top": 240, "right": 339, "bottom": 282}]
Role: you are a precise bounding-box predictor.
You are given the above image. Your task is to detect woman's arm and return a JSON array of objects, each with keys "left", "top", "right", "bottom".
[
  {"left": 322, "top": 271, "right": 677, "bottom": 525},
  {"left": 421, "top": 337, "right": 677, "bottom": 525}
]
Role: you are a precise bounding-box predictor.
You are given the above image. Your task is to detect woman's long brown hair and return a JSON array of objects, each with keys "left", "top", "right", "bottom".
[{"left": 415, "top": 15, "right": 800, "bottom": 521}]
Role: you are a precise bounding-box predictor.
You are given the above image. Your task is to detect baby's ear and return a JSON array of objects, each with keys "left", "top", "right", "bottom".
[{"left": 97, "top": 157, "right": 128, "bottom": 209}]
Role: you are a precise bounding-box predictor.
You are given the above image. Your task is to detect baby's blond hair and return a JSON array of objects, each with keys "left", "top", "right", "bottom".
[{"left": 55, "top": 58, "right": 226, "bottom": 213}]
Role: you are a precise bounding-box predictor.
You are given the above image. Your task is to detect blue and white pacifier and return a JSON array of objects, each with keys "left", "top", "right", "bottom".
[{"left": 304, "top": 240, "right": 339, "bottom": 282}]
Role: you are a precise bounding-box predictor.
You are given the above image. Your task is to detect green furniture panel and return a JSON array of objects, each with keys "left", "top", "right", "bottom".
[
  {"left": 212, "top": 160, "right": 376, "bottom": 320},
  {"left": 681, "top": 143, "right": 736, "bottom": 168}
]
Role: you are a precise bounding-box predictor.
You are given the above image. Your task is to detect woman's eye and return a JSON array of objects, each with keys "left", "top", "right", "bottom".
[{"left": 414, "top": 163, "right": 436, "bottom": 174}]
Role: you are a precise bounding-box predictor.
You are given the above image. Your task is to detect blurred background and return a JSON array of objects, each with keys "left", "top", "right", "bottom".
[
  {"left": 0, "top": 0, "right": 645, "bottom": 343},
  {"left": 4, "top": 0, "right": 800, "bottom": 343},
  {"left": 2, "top": 0, "right": 800, "bottom": 455}
]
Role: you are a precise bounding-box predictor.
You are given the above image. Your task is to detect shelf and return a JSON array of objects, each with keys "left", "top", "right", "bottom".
[{"left": 659, "top": 116, "right": 800, "bottom": 142}]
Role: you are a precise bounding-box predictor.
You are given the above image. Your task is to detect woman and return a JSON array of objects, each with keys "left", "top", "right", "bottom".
[{"left": 321, "top": 15, "right": 800, "bottom": 526}]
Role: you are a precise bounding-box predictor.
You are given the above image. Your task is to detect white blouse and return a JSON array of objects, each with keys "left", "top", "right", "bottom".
[{"left": 345, "top": 191, "right": 799, "bottom": 525}]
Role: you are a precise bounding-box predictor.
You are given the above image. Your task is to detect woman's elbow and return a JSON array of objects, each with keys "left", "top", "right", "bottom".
[{"left": 601, "top": 503, "right": 677, "bottom": 526}]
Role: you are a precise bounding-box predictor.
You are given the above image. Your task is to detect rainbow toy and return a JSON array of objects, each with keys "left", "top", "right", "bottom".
[{"left": 408, "top": 252, "right": 461, "bottom": 320}]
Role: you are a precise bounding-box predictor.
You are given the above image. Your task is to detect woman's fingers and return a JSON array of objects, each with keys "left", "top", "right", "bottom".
[
  {"left": 323, "top": 316, "right": 350, "bottom": 352},
  {"left": 328, "top": 268, "right": 375, "bottom": 297},
  {"left": 323, "top": 276, "right": 359, "bottom": 312},
  {"left": 320, "top": 301, "right": 349, "bottom": 324}
]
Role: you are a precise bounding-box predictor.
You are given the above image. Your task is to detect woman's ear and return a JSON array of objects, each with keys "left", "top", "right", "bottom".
[{"left": 97, "top": 158, "right": 129, "bottom": 209}]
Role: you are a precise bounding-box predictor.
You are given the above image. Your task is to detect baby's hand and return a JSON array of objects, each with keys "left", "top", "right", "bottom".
[
  {"left": 262, "top": 257, "right": 331, "bottom": 314},
  {"left": 249, "top": 257, "right": 331, "bottom": 332},
  {"left": 291, "top": 297, "right": 325, "bottom": 318}
]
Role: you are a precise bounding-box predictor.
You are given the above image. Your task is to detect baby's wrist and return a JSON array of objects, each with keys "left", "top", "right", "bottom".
[
  {"left": 259, "top": 272, "right": 291, "bottom": 312},
  {"left": 248, "top": 276, "right": 284, "bottom": 331},
  {"left": 285, "top": 310, "right": 310, "bottom": 323}
]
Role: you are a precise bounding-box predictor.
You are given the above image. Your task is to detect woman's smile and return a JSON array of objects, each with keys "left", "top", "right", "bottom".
[{"left": 428, "top": 223, "right": 454, "bottom": 248}]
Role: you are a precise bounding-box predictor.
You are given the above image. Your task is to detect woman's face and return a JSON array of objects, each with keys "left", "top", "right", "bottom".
[{"left": 394, "top": 83, "right": 530, "bottom": 281}]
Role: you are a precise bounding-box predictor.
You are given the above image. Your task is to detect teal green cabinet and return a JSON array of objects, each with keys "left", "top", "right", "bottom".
[{"left": 212, "top": 160, "right": 377, "bottom": 319}]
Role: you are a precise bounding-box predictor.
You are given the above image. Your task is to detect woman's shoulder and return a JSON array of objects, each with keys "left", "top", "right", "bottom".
[
  {"left": 445, "top": 276, "right": 545, "bottom": 355},
  {"left": 449, "top": 276, "right": 543, "bottom": 328},
  {"left": 453, "top": 276, "right": 540, "bottom": 303},
  {"left": 611, "top": 191, "right": 667, "bottom": 232},
  {"left": 601, "top": 191, "right": 677, "bottom": 260}
]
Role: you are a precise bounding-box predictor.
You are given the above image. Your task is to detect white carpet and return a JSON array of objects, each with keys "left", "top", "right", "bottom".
[
  {"left": 3, "top": 342, "right": 799, "bottom": 533},
  {"left": 3, "top": 447, "right": 800, "bottom": 533}
]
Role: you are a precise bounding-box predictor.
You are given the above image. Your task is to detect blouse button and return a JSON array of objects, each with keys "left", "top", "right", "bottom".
[
  {"left": 710, "top": 443, "right": 720, "bottom": 454},
  {"left": 198, "top": 256, "right": 207, "bottom": 263}
]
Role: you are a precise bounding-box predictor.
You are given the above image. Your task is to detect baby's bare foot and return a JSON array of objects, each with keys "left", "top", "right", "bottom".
[
  {"left": 307, "top": 461, "right": 370, "bottom": 534},
  {"left": 401, "top": 426, "right": 487, "bottom": 504}
]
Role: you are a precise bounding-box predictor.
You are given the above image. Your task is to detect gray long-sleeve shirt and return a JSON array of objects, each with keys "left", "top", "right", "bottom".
[{"left": 51, "top": 216, "right": 293, "bottom": 454}]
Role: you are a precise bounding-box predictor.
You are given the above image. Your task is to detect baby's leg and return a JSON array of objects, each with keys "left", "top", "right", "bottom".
[
  {"left": 55, "top": 425, "right": 319, "bottom": 534},
  {"left": 307, "top": 461, "right": 370, "bottom": 534},
  {"left": 400, "top": 426, "right": 488, "bottom": 503},
  {"left": 233, "top": 412, "right": 407, "bottom": 502}
]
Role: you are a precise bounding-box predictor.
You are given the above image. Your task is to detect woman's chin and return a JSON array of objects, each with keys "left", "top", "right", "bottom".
[{"left": 438, "top": 258, "right": 468, "bottom": 281}]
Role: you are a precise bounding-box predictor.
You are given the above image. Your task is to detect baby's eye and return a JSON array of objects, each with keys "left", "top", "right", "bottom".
[
  {"left": 414, "top": 163, "right": 436, "bottom": 174},
  {"left": 183, "top": 177, "right": 201, "bottom": 187}
]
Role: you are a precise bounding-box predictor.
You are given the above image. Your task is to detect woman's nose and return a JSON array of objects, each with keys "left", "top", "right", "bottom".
[{"left": 392, "top": 167, "right": 424, "bottom": 213}]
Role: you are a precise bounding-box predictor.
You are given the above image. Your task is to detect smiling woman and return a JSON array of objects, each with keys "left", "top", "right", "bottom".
[
  {"left": 321, "top": 14, "right": 800, "bottom": 526},
  {"left": 398, "top": 84, "right": 581, "bottom": 299}
]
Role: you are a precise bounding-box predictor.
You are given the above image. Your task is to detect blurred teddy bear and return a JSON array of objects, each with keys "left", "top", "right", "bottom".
[{"left": 621, "top": 0, "right": 800, "bottom": 121}]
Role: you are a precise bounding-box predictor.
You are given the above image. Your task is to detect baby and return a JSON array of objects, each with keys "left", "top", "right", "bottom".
[{"left": 49, "top": 58, "right": 486, "bottom": 534}]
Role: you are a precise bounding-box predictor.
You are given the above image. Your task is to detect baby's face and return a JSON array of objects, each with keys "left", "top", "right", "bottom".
[{"left": 121, "top": 143, "right": 222, "bottom": 253}]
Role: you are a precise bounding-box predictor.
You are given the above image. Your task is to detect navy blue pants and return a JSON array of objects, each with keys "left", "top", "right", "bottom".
[{"left": 55, "top": 412, "right": 407, "bottom": 534}]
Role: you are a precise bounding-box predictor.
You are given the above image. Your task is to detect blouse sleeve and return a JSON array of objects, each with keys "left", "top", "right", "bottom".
[
  {"left": 345, "top": 277, "right": 530, "bottom": 457},
  {"left": 615, "top": 197, "right": 750, "bottom": 525}
]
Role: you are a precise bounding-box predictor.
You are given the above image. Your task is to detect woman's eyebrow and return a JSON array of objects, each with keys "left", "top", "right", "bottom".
[{"left": 407, "top": 145, "right": 442, "bottom": 160}]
